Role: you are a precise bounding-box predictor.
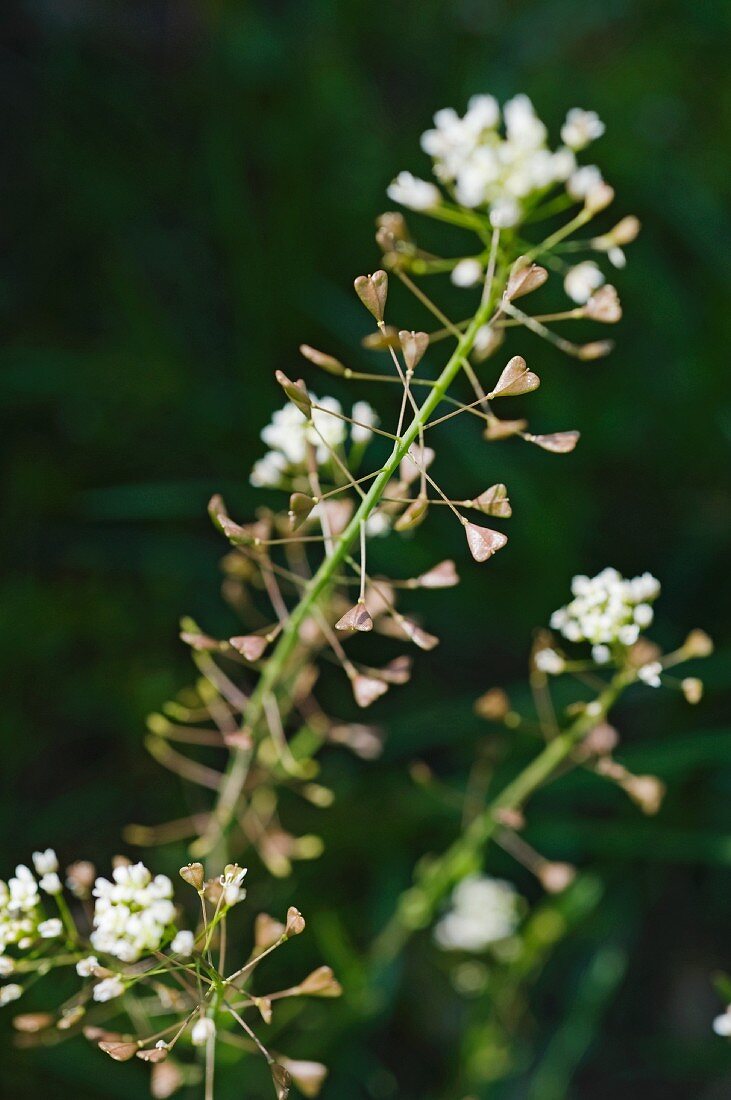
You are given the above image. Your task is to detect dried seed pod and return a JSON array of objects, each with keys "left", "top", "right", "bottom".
[
  {"left": 99, "top": 1040, "right": 140, "bottom": 1062},
  {"left": 271, "top": 1064, "right": 292, "bottom": 1100},
  {"left": 473, "top": 484, "right": 511, "bottom": 518},
  {"left": 584, "top": 284, "right": 622, "bottom": 323},
  {"left": 285, "top": 906, "right": 306, "bottom": 938},
  {"left": 335, "top": 602, "right": 374, "bottom": 633},
  {"left": 254, "top": 912, "right": 287, "bottom": 951},
  {"left": 354, "top": 270, "right": 388, "bottom": 323},
  {"left": 298, "top": 344, "right": 346, "bottom": 376},
  {"left": 581, "top": 721, "right": 620, "bottom": 756},
  {"left": 483, "top": 416, "right": 527, "bottom": 441},
  {"left": 394, "top": 496, "right": 429, "bottom": 532},
  {"left": 66, "top": 860, "right": 95, "bottom": 899},
  {"left": 255, "top": 997, "right": 273, "bottom": 1024},
  {"left": 494, "top": 806, "right": 525, "bottom": 829},
  {"left": 352, "top": 674, "right": 389, "bottom": 708},
  {"left": 377, "top": 211, "right": 410, "bottom": 242},
  {"left": 504, "top": 256, "right": 549, "bottom": 301},
  {"left": 683, "top": 629, "right": 713, "bottom": 658},
  {"left": 417, "top": 559, "right": 459, "bottom": 588},
  {"left": 361, "top": 325, "right": 401, "bottom": 350},
  {"left": 137, "top": 1047, "right": 168, "bottom": 1063},
  {"left": 398, "top": 329, "right": 429, "bottom": 371},
  {"left": 229, "top": 634, "right": 269, "bottom": 661},
  {"left": 151, "top": 1059, "right": 184, "bottom": 1099},
  {"left": 328, "top": 722, "right": 384, "bottom": 759},
  {"left": 179, "top": 630, "right": 221, "bottom": 653},
  {"left": 526, "top": 431, "right": 580, "bottom": 454},
  {"left": 12, "top": 1013, "right": 54, "bottom": 1033},
  {"left": 400, "top": 446, "right": 435, "bottom": 483},
  {"left": 475, "top": 688, "right": 510, "bottom": 720},
  {"left": 622, "top": 774, "right": 666, "bottom": 815},
  {"left": 538, "top": 862, "right": 576, "bottom": 894},
  {"left": 376, "top": 656, "right": 413, "bottom": 684},
  {"left": 488, "top": 355, "right": 540, "bottom": 399},
  {"left": 297, "top": 965, "right": 343, "bottom": 997},
  {"left": 681, "top": 677, "right": 703, "bottom": 704},
  {"left": 275, "top": 371, "right": 311, "bottom": 417},
  {"left": 577, "top": 339, "right": 614, "bottom": 360},
  {"left": 289, "top": 492, "right": 316, "bottom": 530},
  {"left": 179, "top": 862, "right": 205, "bottom": 891},
  {"left": 399, "top": 618, "right": 439, "bottom": 650},
  {"left": 464, "top": 522, "right": 508, "bottom": 563},
  {"left": 278, "top": 1058, "right": 329, "bottom": 1098}
]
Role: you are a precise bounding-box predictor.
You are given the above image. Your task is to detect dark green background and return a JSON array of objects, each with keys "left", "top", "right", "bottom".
[{"left": 2, "top": 1, "right": 730, "bottom": 1096}]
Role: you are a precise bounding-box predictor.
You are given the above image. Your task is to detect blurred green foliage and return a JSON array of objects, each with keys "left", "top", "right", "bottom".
[{"left": 2, "top": 0, "right": 731, "bottom": 1096}]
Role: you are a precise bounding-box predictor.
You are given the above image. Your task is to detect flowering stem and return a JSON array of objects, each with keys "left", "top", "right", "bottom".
[
  {"left": 192, "top": 276, "right": 505, "bottom": 858},
  {"left": 370, "top": 667, "right": 635, "bottom": 966}
]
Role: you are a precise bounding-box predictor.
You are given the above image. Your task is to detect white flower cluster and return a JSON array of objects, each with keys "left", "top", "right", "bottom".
[
  {"left": 550, "top": 567, "right": 660, "bottom": 661},
  {"left": 0, "top": 850, "right": 64, "bottom": 961},
  {"left": 91, "top": 862, "right": 175, "bottom": 963},
  {"left": 250, "top": 397, "right": 378, "bottom": 488},
  {"left": 389, "top": 95, "right": 607, "bottom": 229},
  {"left": 434, "top": 874, "right": 521, "bottom": 952}
]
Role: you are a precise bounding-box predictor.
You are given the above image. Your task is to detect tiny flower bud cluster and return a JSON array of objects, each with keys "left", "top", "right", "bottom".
[
  {"left": 549, "top": 567, "right": 660, "bottom": 653},
  {"left": 0, "top": 851, "right": 64, "bottom": 961},
  {"left": 434, "top": 875, "right": 521, "bottom": 952},
  {"left": 389, "top": 94, "right": 606, "bottom": 229},
  {"left": 91, "top": 862, "right": 175, "bottom": 963}
]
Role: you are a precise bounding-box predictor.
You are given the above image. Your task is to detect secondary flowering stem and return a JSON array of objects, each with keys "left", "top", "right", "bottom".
[
  {"left": 192, "top": 278, "right": 504, "bottom": 857},
  {"left": 370, "top": 666, "right": 635, "bottom": 965}
]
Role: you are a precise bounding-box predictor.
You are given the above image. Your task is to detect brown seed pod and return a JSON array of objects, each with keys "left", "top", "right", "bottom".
[
  {"left": 464, "top": 522, "right": 508, "bottom": 563},
  {"left": 354, "top": 270, "right": 388, "bottom": 322},
  {"left": 526, "top": 431, "right": 580, "bottom": 454},
  {"left": 299, "top": 344, "right": 346, "bottom": 376},
  {"left": 488, "top": 355, "right": 540, "bottom": 399},
  {"left": 335, "top": 602, "right": 374, "bottom": 633}
]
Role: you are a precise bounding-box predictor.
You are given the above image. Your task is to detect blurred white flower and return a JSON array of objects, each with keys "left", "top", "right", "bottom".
[
  {"left": 564, "top": 261, "right": 605, "bottom": 304},
  {"left": 39, "top": 872, "right": 62, "bottom": 896},
  {"left": 191, "top": 1017, "right": 216, "bottom": 1046},
  {"left": 386, "top": 171, "right": 440, "bottom": 211},
  {"left": 561, "top": 108, "right": 605, "bottom": 151},
  {"left": 171, "top": 930, "right": 195, "bottom": 957},
  {"left": 38, "top": 918, "right": 63, "bottom": 939},
  {"left": 250, "top": 450, "right": 288, "bottom": 489},
  {"left": 0, "top": 983, "right": 23, "bottom": 1006},
  {"left": 435, "top": 875, "right": 521, "bottom": 952},
  {"left": 32, "top": 850, "right": 58, "bottom": 877},
  {"left": 535, "top": 648, "right": 565, "bottom": 675},
  {"left": 351, "top": 401, "right": 379, "bottom": 445},
  {"left": 549, "top": 568, "right": 661, "bottom": 649},
  {"left": 451, "top": 258, "right": 483, "bottom": 287},
  {"left": 637, "top": 661, "right": 663, "bottom": 688},
  {"left": 713, "top": 1008, "right": 731, "bottom": 1037},
  {"left": 76, "top": 955, "right": 99, "bottom": 977},
  {"left": 567, "top": 164, "right": 604, "bottom": 202},
  {"left": 93, "top": 975, "right": 125, "bottom": 1002}
]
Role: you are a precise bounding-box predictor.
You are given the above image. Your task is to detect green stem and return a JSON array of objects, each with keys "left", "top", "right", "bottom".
[
  {"left": 192, "top": 280, "right": 503, "bottom": 857},
  {"left": 370, "top": 667, "right": 635, "bottom": 964}
]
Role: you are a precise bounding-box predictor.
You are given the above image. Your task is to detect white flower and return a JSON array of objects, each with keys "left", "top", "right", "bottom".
[
  {"left": 220, "top": 864, "right": 247, "bottom": 908},
  {"left": 561, "top": 108, "right": 605, "bottom": 151},
  {"left": 91, "top": 862, "right": 175, "bottom": 963},
  {"left": 8, "top": 865, "right": 39, "bottom": 913},
  {"left": 434, "top": 875, "right": 521, "bottom": 952},
  {"left": 32, "top": 849, "right": 58, "bottom": 877},
  {"left": 0, "top": 983, "right": 23, "bottom": 1006},
  {"left": 93, "top": 975, "right": 125, "bottom": 1002},
  {"left": 39, "top": 873, "right": 62, "bottom": 896},
  {"left": 38, "top": 918, "right": 63, "bottom": 939},
  {"left": 386, "top": 171, "right": 441, "bottom": 211},
  {"left": 592, "top": 644, "right": 611, "bottom": 665},
  {"left": 250, "top": 450, "right": 287, "bottom": 489},
  {"left": 535, "top": 648, "right": 565, "bottom": 675},
  {"left": 171, "top": 930, "right": 195, "bottom": 957},
  {"left": 567, "top": 164, "right": 604, "bottom": 201},
  {"left": 351, "top": 401, "right": 379, "bottom": 445},
  {"left": 608, "top": 246, "right": 626, "bottom": 268},
  {"left": 0, "top": 958, "right": 14, "bottom": 977},
  {"left": 451, "top": 258, "right": 483, "bottom": 288},
  {"left": 191, "top": 1017, "right": 216, "bottom": 1046},
  {"left": 76, "top": 955, "right": 99, "bottom": 977},
  {"left": 713, "top": 1009, "right": 731, "bottom": 1037},
  {"left": 365, "top": 511, "right": 390, "bottom": 538},
  {"left": 550, "top": 568, "right": 661, "bottom": 649},
  {"left": 489, "top": 196, "right": 521, "bottom": 228},
  {"left": 564, "top": 261, "right": 605, "bottom": 304},
  {"left": 638, "top": 661, "right": 663, "bottom": 688}
]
